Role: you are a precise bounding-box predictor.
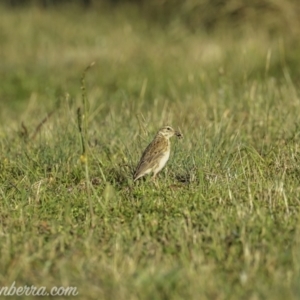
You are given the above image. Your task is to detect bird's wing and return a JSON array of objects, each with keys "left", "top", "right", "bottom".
[{"left": 134, "top": 137, "right": 168, "bottom": 180}]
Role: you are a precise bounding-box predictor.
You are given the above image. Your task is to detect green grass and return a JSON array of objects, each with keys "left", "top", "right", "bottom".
[{"left": 1, "top": 4, "right": 300, "bottom": 300}]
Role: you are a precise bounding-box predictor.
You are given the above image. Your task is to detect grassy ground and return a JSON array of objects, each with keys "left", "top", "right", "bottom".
[{"left": 1, "top": 4, "right": 300, "bottom": 300}]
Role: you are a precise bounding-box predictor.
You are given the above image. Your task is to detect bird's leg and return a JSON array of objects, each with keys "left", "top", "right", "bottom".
[{"left": 151, "top": 174, "right": 159, "bottom": 188}]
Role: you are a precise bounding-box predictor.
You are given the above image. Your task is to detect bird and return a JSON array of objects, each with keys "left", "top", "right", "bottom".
[{"left": 134, "top": 125, "right": 182, "bottom": 182}]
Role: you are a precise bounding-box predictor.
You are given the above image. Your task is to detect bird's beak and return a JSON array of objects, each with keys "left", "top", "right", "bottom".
[{"left": 175, "top": 131, "right": 183, "bottom": 139}]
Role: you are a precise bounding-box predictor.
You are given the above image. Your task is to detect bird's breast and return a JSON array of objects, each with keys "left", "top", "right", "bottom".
[{"left": 156, "top": 149, "right": 170, "bottom": 171}]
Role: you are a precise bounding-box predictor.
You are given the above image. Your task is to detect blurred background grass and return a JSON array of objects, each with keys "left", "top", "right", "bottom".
[
  {"left": 4, "top": 0, "right": 300, "bottom": 37},
  {"left": 1, "top": 0, "right": 300, "bottom": 116}
]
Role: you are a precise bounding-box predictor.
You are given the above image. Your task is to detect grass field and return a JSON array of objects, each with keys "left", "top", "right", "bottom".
[{"left": 1, "top": 3, "right": 300, "bottom": 299}]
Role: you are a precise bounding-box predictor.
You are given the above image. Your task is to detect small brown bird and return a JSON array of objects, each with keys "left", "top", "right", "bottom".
[{"left": 134, "top": 126, "right": 182, "bottom": 182}]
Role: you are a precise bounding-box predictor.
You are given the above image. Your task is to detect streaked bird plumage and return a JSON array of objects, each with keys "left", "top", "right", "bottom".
[{"left": 134, "top": 126, "right": 182, "bottom": 182}]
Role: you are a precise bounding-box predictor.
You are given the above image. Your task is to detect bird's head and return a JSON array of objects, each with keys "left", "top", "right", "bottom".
[{"left": 158, "top": 126, "right": 183, "bottom": 139}]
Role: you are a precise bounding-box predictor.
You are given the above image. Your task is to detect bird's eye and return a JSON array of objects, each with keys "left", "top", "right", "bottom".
[{"left": 167, "top": 127, "right": 171, "bottom": 131}]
